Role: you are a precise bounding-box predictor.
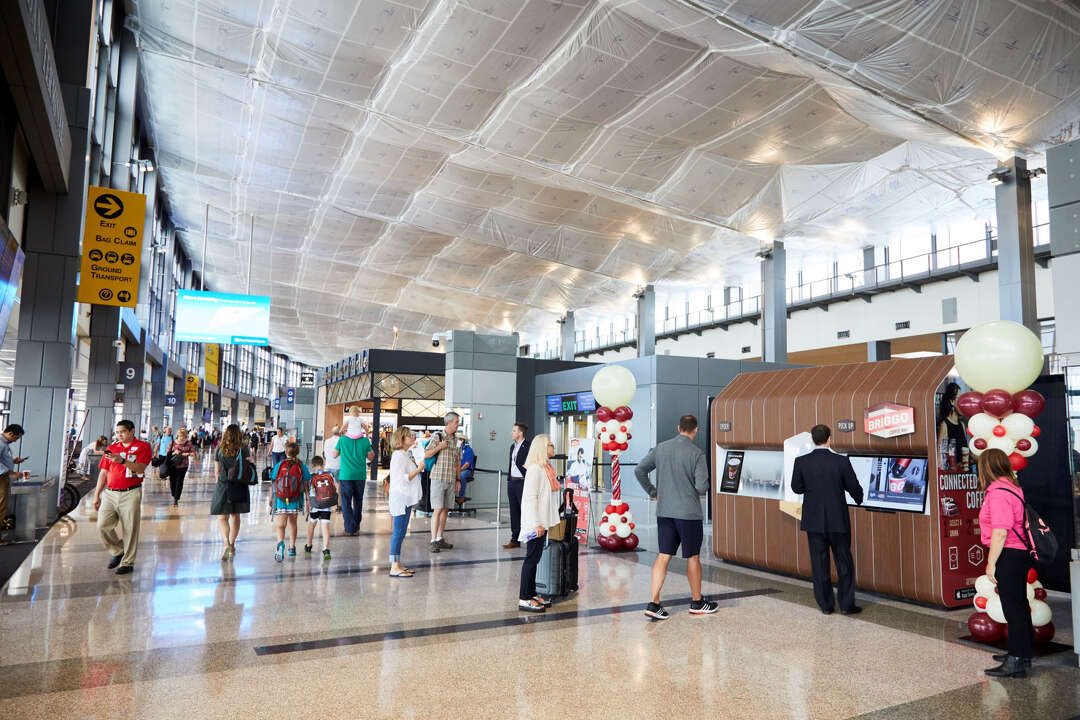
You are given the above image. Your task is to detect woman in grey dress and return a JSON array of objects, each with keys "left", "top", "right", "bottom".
[{"left": 211, "top": 424, "right": 251, "bottom": 561}]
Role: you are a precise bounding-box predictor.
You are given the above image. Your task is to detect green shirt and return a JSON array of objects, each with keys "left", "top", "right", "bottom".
[{"left": 338, "top": 436, "right": 372, "bottom": 481}]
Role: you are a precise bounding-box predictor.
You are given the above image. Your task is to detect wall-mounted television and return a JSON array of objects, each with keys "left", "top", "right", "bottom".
[
  {"left": 846, "top": 456, "right": 929, "bottom": 513},
  {"left": 174, "top": 290, "right": 270, "bottom": 345}
]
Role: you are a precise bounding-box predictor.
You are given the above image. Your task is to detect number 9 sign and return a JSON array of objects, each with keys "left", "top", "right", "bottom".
[{"left": 118, "top": 362, "right": 141, "bottom": 388}]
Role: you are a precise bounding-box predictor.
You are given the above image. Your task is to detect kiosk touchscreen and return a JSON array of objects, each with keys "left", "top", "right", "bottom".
[{"left": 845, "top": 456, "right": 929, "bottom": 513}]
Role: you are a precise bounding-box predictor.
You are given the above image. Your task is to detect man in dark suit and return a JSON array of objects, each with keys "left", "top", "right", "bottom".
[
  {"left": 791, "top": 424, "right": 864, "bottom": 615},
  {"left": 504, "top": 422, "right": 530, "bottom": 549}
]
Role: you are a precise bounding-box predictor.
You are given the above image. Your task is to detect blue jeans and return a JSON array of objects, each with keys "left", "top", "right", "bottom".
[
  {"left": 390, "top": 506, "right": 413, "bottom": 563},
  {"left": 271, "top": 451, "right": 285, "bottom": 467},
  {"left": 457, "top": 474, "right": 471, "bottom": 499},
  {"left": 339, "top": 480, "right": 364, "bottom": 534}
]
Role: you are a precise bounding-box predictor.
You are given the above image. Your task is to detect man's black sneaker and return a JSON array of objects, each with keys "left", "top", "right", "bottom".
[
  {"left": 115, "top": 565, "right": 133, "bottom": 575},
  {"left": 644, "top": 602, "right": 669, "bottom": 620},
  {"left": 304, "top": 545, "right": 313, "bottom": 554},
  {"left": 107, "top": 554, "right": 123, "bottom": 569},
  {"left": 689, "top": 599, "right": 719, "bottom": 615}
]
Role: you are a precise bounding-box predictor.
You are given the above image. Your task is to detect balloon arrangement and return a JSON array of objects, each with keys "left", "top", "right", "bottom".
[
  {"left": 952, "top": 321, "right": 1046, "bottom": 472},
  {"left": 967, "top": 568, "right": 1055, "bottom": 644},
  {"left": 591, "top": 365, "right": 639, "bottom": 551},
  {"left": 957, "top": 389, "right": 1044, "bottom": 471}
]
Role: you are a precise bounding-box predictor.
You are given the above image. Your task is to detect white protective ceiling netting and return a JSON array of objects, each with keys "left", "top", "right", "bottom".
[{"left": 129, "top": 0, "right": 1080, "bottom": 365}]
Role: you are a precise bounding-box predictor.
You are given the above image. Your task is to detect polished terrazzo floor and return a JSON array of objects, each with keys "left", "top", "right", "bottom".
[{"left": 1, "top": 450, "right": 1078, "bottom": 719}]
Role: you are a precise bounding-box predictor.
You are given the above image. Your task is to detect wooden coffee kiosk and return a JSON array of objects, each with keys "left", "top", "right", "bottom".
[{"left": 710, "top": 356, "right": 981, "bottom": 608}]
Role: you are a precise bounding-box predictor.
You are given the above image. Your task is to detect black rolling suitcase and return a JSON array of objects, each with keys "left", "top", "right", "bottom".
[{"left": 535, "top": 490, "right": 580, "bottom": 598}]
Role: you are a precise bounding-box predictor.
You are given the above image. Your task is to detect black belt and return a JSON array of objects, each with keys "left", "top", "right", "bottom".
[{"left": 107, "top": 484, "right": 143, "bottom": 492}]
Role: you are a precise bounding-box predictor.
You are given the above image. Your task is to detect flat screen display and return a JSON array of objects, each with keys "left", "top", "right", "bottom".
[
  {"left": 174, "top": 290, "right": 270, "bottom": 345},
  {"left": 846, "top": 456, "right": 929, "bottom": 513}
]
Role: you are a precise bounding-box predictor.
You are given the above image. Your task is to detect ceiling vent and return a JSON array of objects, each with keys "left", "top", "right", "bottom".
[
  {"left": 837, "top": 330, "right": 850, "bottom": 339},
  {"left": 741, "top": 345, "right": 752, "bottom": 354},
  {"left": 896, "top": 321, "right": 910, "bottom": 330}
]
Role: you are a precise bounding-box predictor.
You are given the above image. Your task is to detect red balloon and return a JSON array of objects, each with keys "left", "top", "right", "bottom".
[
  {"left": 629, "top": 522, "right": 635, "bottom": 529},
  {"left": 613, "top": 406, "right": 633, "bottom": 422},
  {"left": 623, "top": 533, "right": 639, "bottom": 550},
  {"left": 626, "top": 433, "right": 632, "bottom": 440},
  {"left": 608, "top": 525, "right": 616, "bottom": 533},
  {"left": 973, "top": 438, "right": 988, "bottom": 450},
  {"left": 1012, "top": 390, "right": 1046, "bottom": 418},
  {"left": 605, "top": 504, "right": 616, "bottom": 514},
  {"left": 1027, "top": 568, "right": 1039, "bottom": 583},
  {"left": 609, "top": 433, "right": 616, "bottom": 441},
  {"left": 618, "top": 502, "right": 629, "bottom": 513},
  {"left": 1033, "top": 622, "right": 1055, "bottom": 644},
  {"left": 956, "top": 392, "right": 985, "bottom": 418},
  {"left": 1009, "top": 453, "right": 1028, "bottom": 471},
  {"left": 1016, "top": 439, "right": 1032, "bottom": 452},
  {"left": 1034, "top": 588, "right": 1047, "bottom": 600},
  {"left": 618, "top": 442, "right": 628, "bottom": 451},
  {"left": 1031, "top": 425, "right": 1041, "bottom": 438},
  {"left": 967, "top": 427, "right": 974, "bottom": 436},
  {"left": 981, "top": 389, "right": 1014, "bottom": 418},
  {"left": 974, "top": 596, "right": 988, "bottom": 609},
  {"left": 967, "top": 612, "right": 1005, "bottom": 642},
  {"left": 620, "top": 516, "right": 628, "bottom": 523},
  {"left": 600, "top": 515, "right": 608, "bottom": 524},
  {"left": 992, "top": 425, "right": 1007, "bottom": 437},
  {"left": 597, "top": 534, "right": 614, "bottom": 550}
]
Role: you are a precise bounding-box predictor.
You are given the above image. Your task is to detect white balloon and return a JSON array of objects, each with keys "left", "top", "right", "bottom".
[
  {"left": 986, "top": 593, "right": 1006, "bottom": 623},
  {"left": 1030, "top": 598, "right": 1052, "bottom": 627},
  {"left": 615, "top": 522, "right": 632, "bottom": 538},
  {"left": 614, "top": 431, "right": 627, "bottom": 444},
  {"left": 954, "top": 320, "right": 1044, "bottom": 394},
  {"left": 606, "top": 512, "right": 622, "bottom": 528},
  {"left": 968, "top": 413, "right": 1000, "bottom": 437},
  {"left": 974, "top": 575, "right": 996, "bottom": 596},
  {"left": 591, "top": 365, "right": 636, "bottom": 408},
  {"left": 986, "top": 435, "right": 1015, "bottom": 455},
  {"left": 1017, "top": 436, "right": 1038, "bottom": 458},
  {"left": 1002, "top": 413, "right": 1035, "bottom": 440}
]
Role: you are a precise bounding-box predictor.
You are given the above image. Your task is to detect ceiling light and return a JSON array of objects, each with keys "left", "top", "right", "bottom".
[
  {"left": 754, "top": 247, "right": 773, "bottom": 262},
  {"left": 1026, "top": 167, "right": 1046, "bottom": 180},
  {"left": 987, "top": 167, "right": 1010, "bottom": 186}
]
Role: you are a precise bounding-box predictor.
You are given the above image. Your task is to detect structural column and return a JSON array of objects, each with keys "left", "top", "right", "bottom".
[
  {"left": 994, "top": 155, "right": 1038, "bottom": 334},
  {"left": 559, "top": 311, "right": 575, "bottom": 361},
  {"left": 636, "top": 285, "right": 655, "bottom": 357},
  {"left": 9, "top": 87, "right": 91, "bottom": 500},
  {"left": 149, "top": 362, "right": 167, "bottom": 430},
  {"left": 761, "top": 240, "right": 787, "bottom": 363}
]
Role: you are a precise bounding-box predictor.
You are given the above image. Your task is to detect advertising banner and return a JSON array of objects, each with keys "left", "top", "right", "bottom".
[
  {"left": 0, "top": 230, "right": 25, "bottom": 348},
  {"left": 185, "top": 374, "right": 199, "bottom": 402},
  {"left": 938, "top": 468, "right": 985, "bottom": 603},
  {"left": 864, "top": 402, "right": 915, "bottom": 438},
  {"left": 564, "top": 437, "right": 593, "bottom": 541},
  {"left": 77, "top": 186, "right": 146, "bottom": 307}
]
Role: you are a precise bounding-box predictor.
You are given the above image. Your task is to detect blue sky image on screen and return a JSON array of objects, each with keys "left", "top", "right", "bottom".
[{"left": 174, "top": 290, "right": 270, "bottom": 345}]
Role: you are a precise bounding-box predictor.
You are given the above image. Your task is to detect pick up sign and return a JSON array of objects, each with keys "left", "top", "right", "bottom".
[{"left": 864, "top": 402, "right": 915, "bottom": 438}]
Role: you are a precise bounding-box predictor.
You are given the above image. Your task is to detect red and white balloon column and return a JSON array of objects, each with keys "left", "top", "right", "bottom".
[
  {"left": 953, "top": 321, "right": 1054, "bottom": 643},
  {"left": 591, "top": 365, "right": 639, "bottom": 552}
]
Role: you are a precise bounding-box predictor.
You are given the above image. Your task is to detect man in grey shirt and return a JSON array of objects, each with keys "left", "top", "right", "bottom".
[{"left": 635, "top": 414, "right": 717, "bottom": 620}]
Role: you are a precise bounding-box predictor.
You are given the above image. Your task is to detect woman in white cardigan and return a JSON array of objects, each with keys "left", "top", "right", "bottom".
[
  {"left": 385, "top": 426, "right": 423, "bottom": 577},
  {"left": 517, "top": 434, "right": 561, "bottom": 612}
]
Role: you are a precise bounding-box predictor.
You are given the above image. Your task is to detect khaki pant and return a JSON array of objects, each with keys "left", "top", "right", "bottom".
[{"left": 98, "top": 487, "right": 142, "bottom": 567}]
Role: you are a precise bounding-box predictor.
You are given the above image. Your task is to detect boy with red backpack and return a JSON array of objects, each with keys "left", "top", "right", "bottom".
[
  {"left": 270, "top": 442, "right": 311, "bottom": 562},
  {"left": 305, "top": 455, "right": 337, "bottom": 561}
]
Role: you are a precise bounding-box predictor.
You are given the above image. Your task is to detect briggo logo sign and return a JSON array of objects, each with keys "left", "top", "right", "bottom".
[{"left": 863, "top": 402, "right": 915, "bottom": 438}]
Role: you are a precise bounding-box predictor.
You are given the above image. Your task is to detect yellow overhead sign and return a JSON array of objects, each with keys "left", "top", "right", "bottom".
[
  {"left": 77, "top": 186, "right": 146, "bottom": 307},
  {"left": 185, "top": 374, "right": 199, "bottom": 402},
  {"left": 205, "top": 344, "right": 220, "bottom": 386}
]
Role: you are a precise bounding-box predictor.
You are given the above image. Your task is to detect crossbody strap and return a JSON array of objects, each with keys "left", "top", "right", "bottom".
[{"left": 990, "top": 486, "right": 1031, "bottom": 551}]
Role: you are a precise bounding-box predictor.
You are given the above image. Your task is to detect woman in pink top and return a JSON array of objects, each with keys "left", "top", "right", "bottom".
[{"left": 977, "top": 448, "right": 1032, "bottom": 678}]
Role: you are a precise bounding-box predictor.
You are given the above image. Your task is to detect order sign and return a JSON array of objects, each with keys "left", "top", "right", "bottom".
[
  {"left": 864, "top": 402, "right": 916, "bottom": 439},
  {"left": 77, "top": 186, "right": 146, "bottom": 307}
]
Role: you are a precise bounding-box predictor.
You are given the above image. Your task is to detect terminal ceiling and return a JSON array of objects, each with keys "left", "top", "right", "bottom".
[{"left": 130, "top": 0, "right": 1080, "bottom": 365}]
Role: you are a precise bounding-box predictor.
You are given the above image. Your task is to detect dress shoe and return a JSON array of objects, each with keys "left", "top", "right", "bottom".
[
  {"left": 821, "top": 607, "right": 834, "bottom": 615},
  {"left": 107, "top": 554, "right": 123, "bottom": 569},
  {"left": 991, "top": 653, "right": 1031, "bottom": 667},
  {"left": 841, "top": 606, "right": 863, "bottom": 615},
  {"left": 115, "top": 565, "right": 134, "bottom": 575},
  {"left": 503, "top": 541, "right": 520, "bottom": 549},
  {"left": 985, "top": 656, "right": 1028, "bottom": 678}
]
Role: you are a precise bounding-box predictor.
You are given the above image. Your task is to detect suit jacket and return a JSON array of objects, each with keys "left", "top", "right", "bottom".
[
  {"left": 791, "top": 448, "right": 863, "bottom": 534},
  {"left": 508, "top": 438, "right": 530, "bottom": 481}
]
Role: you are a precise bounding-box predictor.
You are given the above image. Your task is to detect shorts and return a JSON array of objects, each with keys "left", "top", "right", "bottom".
[
  {"left": 431, "top": 481, "right": 455, "bottom": 511},
  {"left": 308, "top": 509, "right": 331, "bottom": 523},
  {"left": 657, "top": 516, "right": 703, "bottom": 558},
  {"left": 273, "top": 497, "right": 303, "bottom": 514}
]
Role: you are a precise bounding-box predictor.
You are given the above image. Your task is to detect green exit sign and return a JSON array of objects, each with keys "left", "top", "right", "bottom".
[{"left": 562, "top": 399, "right": 578, "bottom": 412}]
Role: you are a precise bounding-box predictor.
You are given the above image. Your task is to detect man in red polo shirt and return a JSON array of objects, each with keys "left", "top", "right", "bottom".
[{"left": 93, "top": 419, "right": 152, "bottom": 575}]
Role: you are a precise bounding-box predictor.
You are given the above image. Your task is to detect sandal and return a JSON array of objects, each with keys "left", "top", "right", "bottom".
[
  {"left": 518, "top": 599, "right": 546, "bottom": 613},
  {"left": 390, "top": 569, "right": 414, "bottom": 578},
  {"left": 533, "top": 596, "right": 552, "bottom": 607}
]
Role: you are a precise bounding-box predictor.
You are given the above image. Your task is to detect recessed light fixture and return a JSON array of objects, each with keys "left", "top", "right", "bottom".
[{"left": 987, "top": 167, "right": 1010, "bottom": 186}]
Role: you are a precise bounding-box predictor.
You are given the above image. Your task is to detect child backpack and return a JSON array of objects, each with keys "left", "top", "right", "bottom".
[
  {"left": 274, "top": 459, "right": 304, "bottom": 501},
  {"left": 311, "top": 471, "right": 338, "bottom": 509},
  {"left": 997, "top": 487, "right": 1059, "bottom": 565}
]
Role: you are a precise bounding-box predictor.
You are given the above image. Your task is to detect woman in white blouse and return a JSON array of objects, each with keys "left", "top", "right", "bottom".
[
  {"left": 517, "top": 434, "right": 561, "bottom": 612},
  {"left": 386, "top": 426, "right": 423, "bottom": 578}
]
